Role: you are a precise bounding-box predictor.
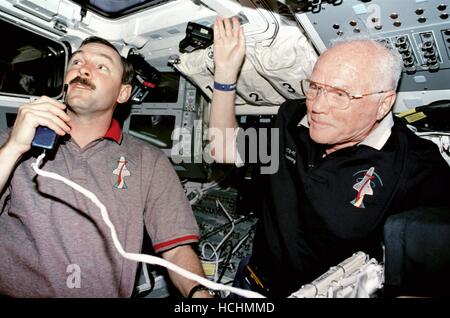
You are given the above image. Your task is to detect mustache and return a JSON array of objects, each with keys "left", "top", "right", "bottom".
[{"left": 69, "top": 76, "right": 96, "bottom": 90}]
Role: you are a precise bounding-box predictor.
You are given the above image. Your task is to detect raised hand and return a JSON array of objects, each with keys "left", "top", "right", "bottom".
[{"left": 213, "top": 16, "right": 246, "bottom": 83}]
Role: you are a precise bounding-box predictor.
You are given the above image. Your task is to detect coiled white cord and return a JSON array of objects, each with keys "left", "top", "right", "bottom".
[{"left": 31, "top": 152, "right": 265, "bottom": 298}]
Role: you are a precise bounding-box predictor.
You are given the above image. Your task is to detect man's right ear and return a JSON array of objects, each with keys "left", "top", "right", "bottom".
[
  {"left": 117, "top": 84, "right": 132, "bottom": 104},
  {"left": 377, "top": 91, "right": 396, "bottom": 120}
]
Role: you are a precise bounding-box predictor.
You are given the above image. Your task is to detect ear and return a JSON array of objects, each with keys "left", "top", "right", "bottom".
[
  {"left": 376, "top": 91, "right": 396, "bottom": 120},
  {"left": 116, "top": 84, "right": 132, "bottom": 104}
]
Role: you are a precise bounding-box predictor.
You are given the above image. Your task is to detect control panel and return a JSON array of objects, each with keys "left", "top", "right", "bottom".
[{"left": 295, "top": 0, "right": 450, "bottom": 112}]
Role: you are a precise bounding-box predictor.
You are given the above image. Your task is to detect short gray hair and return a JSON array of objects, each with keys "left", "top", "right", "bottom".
[{"left": 330, "top": 36, "right": 403, "bottom": 91}]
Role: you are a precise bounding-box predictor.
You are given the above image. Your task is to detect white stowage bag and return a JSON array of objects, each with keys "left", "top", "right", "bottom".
[
  {"left": 174, "top": 25, "right": 318, "bottom": 106},
  {"left": 173, "top": 46, "right": 247, "bottom": 105},
  {"left": 205, "top": 45, "right": 286, "bottom": 106},
  {"left": 247, "top": 25, "right": 318, "bottom": 100}
]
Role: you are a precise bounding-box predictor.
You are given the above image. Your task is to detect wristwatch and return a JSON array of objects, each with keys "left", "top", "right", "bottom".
[{"left": 187, "top": 284, "right": 218, "bottom": 298}]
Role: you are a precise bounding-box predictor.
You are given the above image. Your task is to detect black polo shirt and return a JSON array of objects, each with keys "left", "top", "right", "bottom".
[{"left": 247, "top": 100, "right": 450, "bottom": 297}]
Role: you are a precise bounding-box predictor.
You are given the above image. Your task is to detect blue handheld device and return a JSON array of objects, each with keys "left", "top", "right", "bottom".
[{"left": 31, "top": 84, "right": 68, "bottom": 150}]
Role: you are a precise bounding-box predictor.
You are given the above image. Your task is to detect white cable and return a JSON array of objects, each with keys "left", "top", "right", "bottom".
[
  {"left": 199, "top": 199, "right": 236, "bottom": 261},
  {"left": 31, "top": 152, "right": 265, "bottom": 298},
  {"left": 200, "top": 241, "right": 220, "bottom": 282},
  {"left": 186, "top": 181, "right": 220, "bottom": 205},
  {"left": 198, "top": 199, "right": 238, "bottom": 277},
  {"left": 231, "top": 228, "right": 253, "bottom": 255},
  {"left": 214, "top": 199, "right": 236, "bottom": 253},
  {"left": 198, "top": 199, "right": 235, "bottom": 282},
  {"left": 201, "top": 241, "right": 219, "bottom": 260}
]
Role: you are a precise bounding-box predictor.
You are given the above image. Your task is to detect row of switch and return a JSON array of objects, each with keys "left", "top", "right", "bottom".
[
  {"left": 443, "top": 29, "right": 450, "bottom": 59},
  {"left": 419, "top": 32, "right": 440, "bottom": 72},
  {"left": 395, "top": 36, "right": 418, "bottom": 74},
  {"left": 394, "top": 32, "right": 444, "bottom": 74}
]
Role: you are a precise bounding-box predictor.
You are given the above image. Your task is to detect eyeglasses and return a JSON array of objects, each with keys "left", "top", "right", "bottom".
[{"left": 300, "top": 79, "right": 389, "bottom": 110}]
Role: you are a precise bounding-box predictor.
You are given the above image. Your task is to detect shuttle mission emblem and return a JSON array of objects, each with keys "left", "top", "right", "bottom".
[
  {"left": 112, "top": 156, "right": 130, "bottom": 189},
  {"left": 350, "top": 167, "right": 383, "bottom": 209}
]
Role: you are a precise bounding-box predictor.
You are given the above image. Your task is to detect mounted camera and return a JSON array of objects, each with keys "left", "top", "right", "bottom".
[
  {"left": 179, "top": 22, "right": 214, "bottom": 54},
  {"left": 128, "top": 50, "right": 161, "bottom": 103}
]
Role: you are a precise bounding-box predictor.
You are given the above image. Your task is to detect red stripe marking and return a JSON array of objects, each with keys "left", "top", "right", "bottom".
[
  {"left": 153, "top": 235, "right": 199, "bottom": 251},
  {"left": 355, "top": 174, "right": 375, "bottom": 201},
  {"left": 117, "top": 163, "right": 126, "bottom": 186}
]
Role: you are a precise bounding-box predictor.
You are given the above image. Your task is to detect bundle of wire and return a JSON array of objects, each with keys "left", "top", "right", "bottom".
[{"left": 198, "top": 199, "right": 254, "bottom": 289}]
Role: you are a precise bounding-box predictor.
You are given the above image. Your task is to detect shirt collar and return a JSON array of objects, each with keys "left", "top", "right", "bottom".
[
  {"left": 103, "top": 118, "right": 122, "bottom": 144},
  {"left": 298, "top": 112, "right": 394, "bottom": 151}
]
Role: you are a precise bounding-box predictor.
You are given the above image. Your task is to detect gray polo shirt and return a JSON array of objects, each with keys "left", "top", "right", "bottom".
[{"left": 0, "top": 120, "right": 199, "bottom": 297}]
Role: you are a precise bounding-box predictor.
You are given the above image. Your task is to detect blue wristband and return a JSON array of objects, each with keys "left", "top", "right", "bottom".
[{"left": 214, "top": 81, "right": 237, "bottom": 92}]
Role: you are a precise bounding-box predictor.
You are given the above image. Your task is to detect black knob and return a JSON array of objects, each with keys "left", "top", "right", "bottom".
[
  {"left": 429, "top": 63, "right": 440, "bottom": 72},
  {"left": 398, "top": 43, "right": 410, "bottom": 53},
  {"left": 422, "top": 41, "right": 433, "bottom": 51},
  {"left": 404, "top": 58, "right": 414, "bottom": 67},
  {"left": 395, "top": 36, "right": 407, "bottom": 47},
  {"left": 427, "top": 56, "right": 438, "bottom": 65},
  {"left": 402, "top": 51, "right": 412, "bottom": 59},
  {"left": 405, "top": 65, "right": 416, "bottom": 74},
  {"left": 424, "top": 49, "right": 436, "bottom": 58}
]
